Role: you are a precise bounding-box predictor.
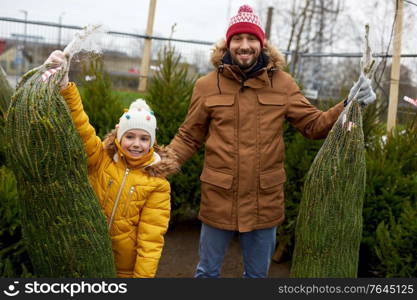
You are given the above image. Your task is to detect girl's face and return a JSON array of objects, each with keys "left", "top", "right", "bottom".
[{"left": 120, "top": 129, "right": 151, "bottom": 158}]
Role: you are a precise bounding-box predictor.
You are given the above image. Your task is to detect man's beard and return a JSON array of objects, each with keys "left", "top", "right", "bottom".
[{"left": 232, "top": 50, "right": 258, "bottom": 70}]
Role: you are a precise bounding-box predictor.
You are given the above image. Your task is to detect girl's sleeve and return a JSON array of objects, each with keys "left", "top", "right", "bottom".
[
  {"left": 133, "top": 179, "right": 171, "bottom": 278},
  {"left": 60, "top": 82, "right": 105, "bottom": 170}
]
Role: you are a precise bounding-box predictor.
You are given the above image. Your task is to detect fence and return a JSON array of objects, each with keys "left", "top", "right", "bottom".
[
  {"left": 0, "top": 17, "right": 214, "bottom": 86},
  {"left": 1, "top": 16, "right": 416, "bottom": 123}
]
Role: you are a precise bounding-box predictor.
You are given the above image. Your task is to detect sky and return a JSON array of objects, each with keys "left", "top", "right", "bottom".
[
  {"left": 2, "top": 0, "right": 417, "bottom": 68},
  {"left": 1, "top": 0, "right": 261, "bottom": 43},
  {"left": 1, "top": 1, "right": 416, "bottom": 93},
  {"left": 1, "top": 0, "right": 416, "bottom": 50}
]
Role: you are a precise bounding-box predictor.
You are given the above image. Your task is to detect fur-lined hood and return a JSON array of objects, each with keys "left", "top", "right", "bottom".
[
  {"left": 210, "top": 39, "right": 286, "bottom": 70},
  {"left": 103, "top": 129, "right": 180, "bottom": 178}
]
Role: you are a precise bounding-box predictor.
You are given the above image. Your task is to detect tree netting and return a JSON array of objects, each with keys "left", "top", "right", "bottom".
[
  {"left": 290, "top": 100, "right": 366, "bottom": 277},
  {"left": 290, "top": 25, "right": 375, "bottom": 278},
  {"left": 4, "top": 26, "right": 116, "bottom": 277}
]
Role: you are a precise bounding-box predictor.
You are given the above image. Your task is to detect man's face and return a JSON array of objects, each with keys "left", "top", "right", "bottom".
[{"left": 229, "top": 33, "right": 262, "bottom": 70}]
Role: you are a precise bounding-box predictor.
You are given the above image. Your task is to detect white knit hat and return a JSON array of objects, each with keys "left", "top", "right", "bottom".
[{"left": 117, "top": 99, "right": 156, "bottom": 146}]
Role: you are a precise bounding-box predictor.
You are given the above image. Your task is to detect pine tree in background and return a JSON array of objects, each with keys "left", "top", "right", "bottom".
[
  {"left": 0, "top": 67, "right": 33, "bottom": 277},
  {"left": 146, "top": 46, "right": 203, "bottom": 218},
  {"left": 375, "top": 201, "right": 417, "bottom": 277},
  {"left": 78, "top": 57, "right": 123, "bottom": 138},
  {"left": 0, "top": 166, "right": 33, "bottom": 277},
  {"left": 0, "top": 66, "right": 14, "bottom": 165}
]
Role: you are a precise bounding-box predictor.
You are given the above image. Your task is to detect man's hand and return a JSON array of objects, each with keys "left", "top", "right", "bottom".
[
  {"left": 347, "top": 74, "right": 376, "bottom": 106},
  {"left": 44, "top": 50, "right": 69, "bottom": 90}
]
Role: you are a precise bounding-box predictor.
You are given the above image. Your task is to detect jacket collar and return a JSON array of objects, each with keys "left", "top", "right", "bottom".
[
  {"left": 220, "top": 51, "right": 272, "bottom": 89},
  {"left": 221, "top": 50, "right": 269, "bottom": 79}
]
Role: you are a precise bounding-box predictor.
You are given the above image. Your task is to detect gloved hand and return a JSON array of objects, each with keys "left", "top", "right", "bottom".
[
  {"left": 44, "top": 50, "right": 69, "bottom": 90},
  {"left": 346, "top": 74, "right": 376, "bottom": 106}
]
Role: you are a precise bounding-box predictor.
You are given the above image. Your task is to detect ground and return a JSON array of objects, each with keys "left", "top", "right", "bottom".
[{"left": 156, "top": 219, "right": 291, "bottom": 278}]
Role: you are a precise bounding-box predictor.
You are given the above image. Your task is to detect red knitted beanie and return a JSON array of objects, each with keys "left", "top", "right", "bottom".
[{"left": 226, "top": 5, "right": 265, "bottom": 48}]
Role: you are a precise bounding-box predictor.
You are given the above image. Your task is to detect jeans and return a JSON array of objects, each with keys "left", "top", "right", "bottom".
[{"left": 195, "top": 223, "right": 277, "bottom": 278}]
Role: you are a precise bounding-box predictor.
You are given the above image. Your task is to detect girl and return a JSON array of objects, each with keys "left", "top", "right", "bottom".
[{"left": 46, "top": 50, "right": 178, "bottom": 278}]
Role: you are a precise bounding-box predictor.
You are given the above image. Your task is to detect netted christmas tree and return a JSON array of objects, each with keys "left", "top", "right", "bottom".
[
  {"left": 4, "top": 26, "right": 116, "bottom": 277},
  {"left": 291, "top": 25, "right": 375, "bottom": 277}
]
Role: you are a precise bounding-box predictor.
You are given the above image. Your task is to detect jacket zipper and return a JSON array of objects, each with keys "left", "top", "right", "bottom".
[
  {"left": 122, "top": 186, "right": 135, "bottom": 217},
  {"left": 108, "top": 168, "right": 130, "bottom": 230}
]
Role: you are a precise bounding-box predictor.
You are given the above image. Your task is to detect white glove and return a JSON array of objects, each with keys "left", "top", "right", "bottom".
[
  {"left": 44, "top": 50, "right": 69, "bottom": 90},
  {"left": 347, "top": 74, "right": 376, "bottom": 106}
]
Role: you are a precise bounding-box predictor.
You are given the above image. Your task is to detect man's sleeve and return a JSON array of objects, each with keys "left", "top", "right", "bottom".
[
  {"left": 169, "top": 80, "right": 210, "bottom": 164},
  {"left": 285, "top": 78, "right": 345, "bottom": 139}
]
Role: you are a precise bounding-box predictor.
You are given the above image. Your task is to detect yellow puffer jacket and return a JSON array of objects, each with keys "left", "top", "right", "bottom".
[{"left": 61, "top": 83, "right": 178, "bottom": 278}]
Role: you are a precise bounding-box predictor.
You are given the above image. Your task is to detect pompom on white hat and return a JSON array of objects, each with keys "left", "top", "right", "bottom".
[{"left": 116, "top": 99, "right": 157, "bottom": 146}]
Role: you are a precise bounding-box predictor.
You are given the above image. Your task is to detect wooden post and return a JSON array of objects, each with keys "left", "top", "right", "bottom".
[
  {"left": 138, "top": 0, "right": 157, "bottom": 92},
  {"left": 387, "top": 0, "right": 403, "bottom": 133},
  {"left": 265, "top": 7, "right": 274, "bottom": 40}
]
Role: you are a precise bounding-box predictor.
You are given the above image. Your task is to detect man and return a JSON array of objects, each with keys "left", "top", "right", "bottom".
[{"left": 169, "top": 5, "right": 375, "bottom": 278}]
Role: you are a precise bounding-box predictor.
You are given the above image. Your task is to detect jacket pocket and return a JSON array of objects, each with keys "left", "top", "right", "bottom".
[
  {"left": 258, "top": 168, "right": 286, "bottom": 223},
  {"left": 204, "top": 95, "right": 236, "bottom": 166},
  {"left": 205, "top": 95, "right": 235, "bottom": 123},
  {"left": 200, "top": 167, "right": 233, "bottom": 190},
  {"left": 260, "top": 168, "right": 286, "bottom": 190},
  {"left": 257, "top": 93, "right": 286, "bottom": 106},
  {"left": 256, "top": 93, "right": 286, "bottom": 144},
  {"left": 206, "top": 94, "right": 235, "bottom": 107},
  {"left": 199, "top": 167, "right": 234, "bottom": 224},
  {"left": 122, "top": 186, "right": 136, "bottom": 217}
]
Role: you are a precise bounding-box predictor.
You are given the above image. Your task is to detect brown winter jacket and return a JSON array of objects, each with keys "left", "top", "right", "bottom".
[{"left": 169, "top": 40, "right": 345, "bottom": 232}]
